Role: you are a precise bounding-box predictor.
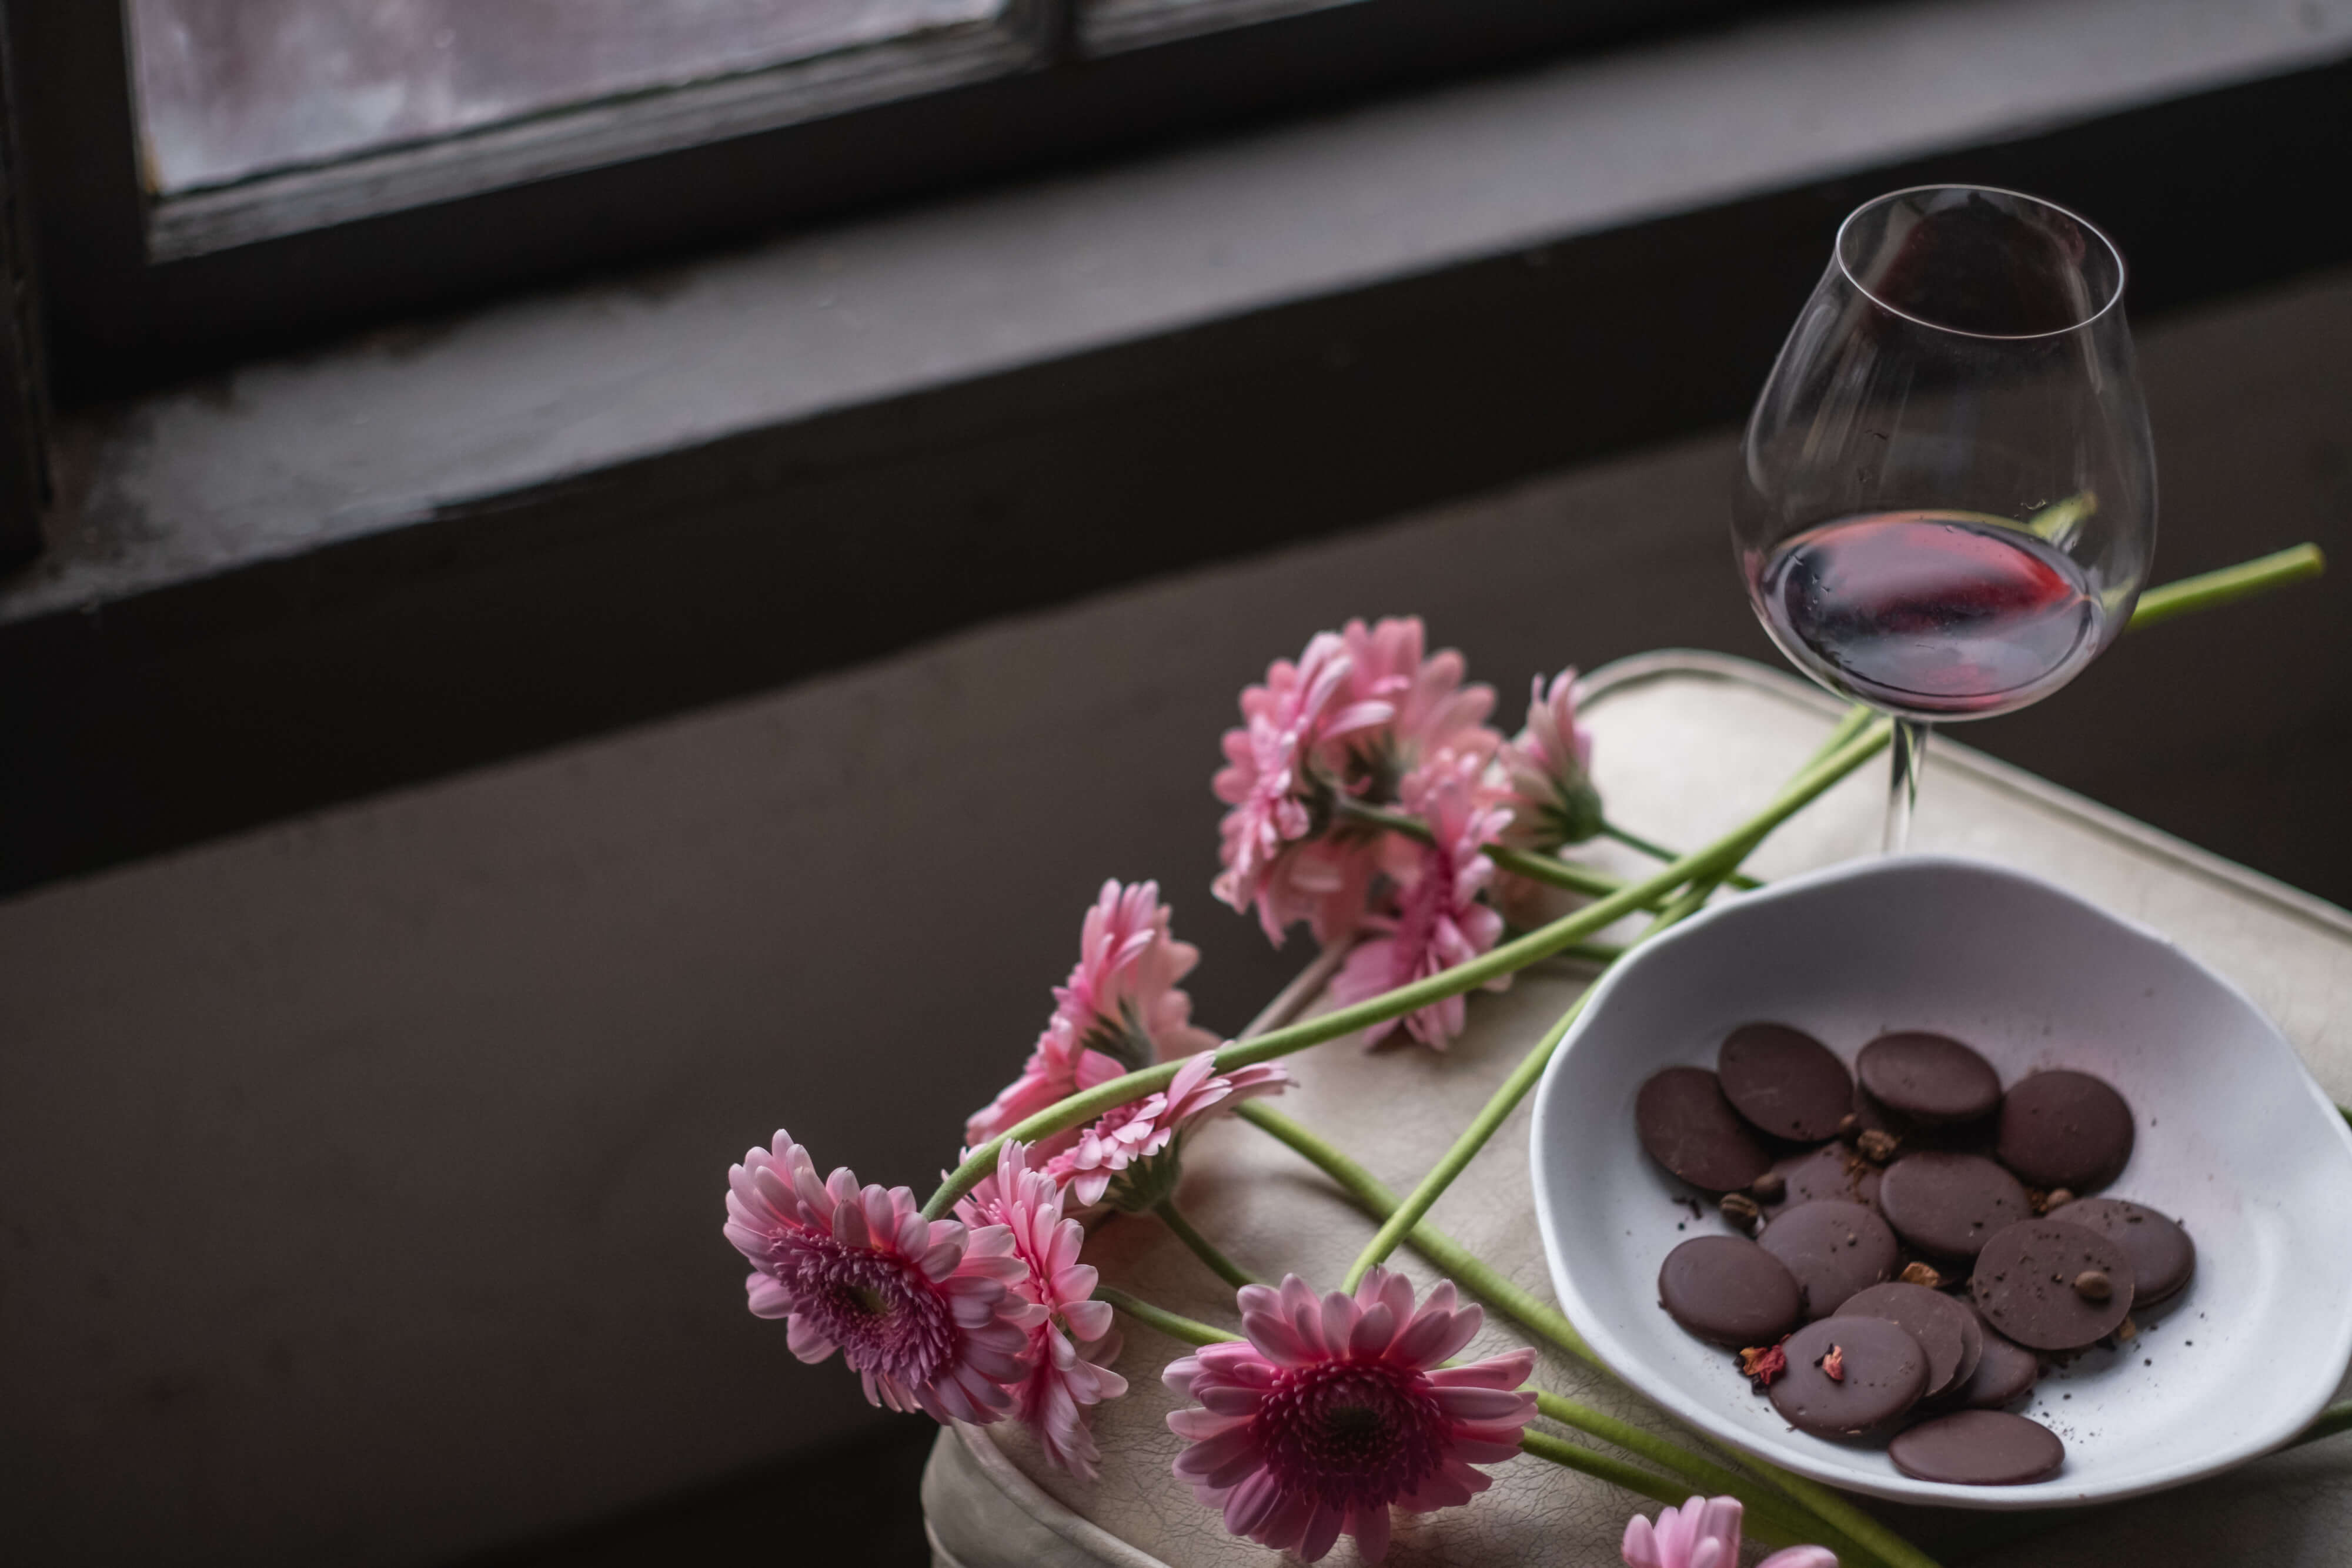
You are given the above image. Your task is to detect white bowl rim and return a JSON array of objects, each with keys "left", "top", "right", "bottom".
[{"left": 1528, "top": 850, "right": 2352, "bottom": 1509}]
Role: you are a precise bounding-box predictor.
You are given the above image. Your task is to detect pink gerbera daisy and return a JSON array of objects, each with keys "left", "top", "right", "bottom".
[
  {"left": 967, "top": 881, "right": 1222, "bottom": 1149},
  {"left": 1332, "top": 617, "right": 1500, "bottom": 797},
  {"left": 1044, "top": 1051, "right": 1289, "bottom": 1210},
  {"left": 1214, "top": 633, "right": 1394, "bottom": 942},
  {"left": 725, "top": 1130, "right": 1041, "bottom": 1425},
  {"left": 957, "top": 1142, "right": 1129, "bottom": 1479},
  {"left": 1621, "top": 1495, "right": 1839, "bottom": 1568},
  {"left": 1164, "top": 1269, "right": 1538, "bottom": 1564},
  {"left": 1250, "top": 835, "right": 1386, "bottom": 951},
  {"left": 1496, "top": 668, "right": 1604, "bottom": 851},
  {"left": 1330, "top": 750, "right": 1512, "bottom": 1048}
]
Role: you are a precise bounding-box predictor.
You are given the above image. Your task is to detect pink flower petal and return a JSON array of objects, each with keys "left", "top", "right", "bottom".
[{"left": 1164, "top": 1270, "right": 1535, "bottom": 1563}]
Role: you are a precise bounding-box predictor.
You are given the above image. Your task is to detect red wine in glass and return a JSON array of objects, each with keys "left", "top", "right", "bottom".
[{"left": 1753, "top": 510, "right": 2102, "bottom": 721}]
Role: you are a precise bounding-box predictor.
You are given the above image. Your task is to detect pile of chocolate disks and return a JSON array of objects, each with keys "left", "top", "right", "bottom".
[{"left": 1638, "top": 1024, "right": 2192, "bottom": 1485}]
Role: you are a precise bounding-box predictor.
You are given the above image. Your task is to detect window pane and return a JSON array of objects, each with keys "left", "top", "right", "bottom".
[
  {"left": 129, "top": 0, "right": 1008, "bottom": 193},
  {"left": 1080, "top": 0, "right": 1359, "bottom": 54}
]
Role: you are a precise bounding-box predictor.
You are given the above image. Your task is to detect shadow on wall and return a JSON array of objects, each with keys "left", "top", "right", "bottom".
[{"left": 0, "top": 270, "right": 2346, "bottom": 1568}]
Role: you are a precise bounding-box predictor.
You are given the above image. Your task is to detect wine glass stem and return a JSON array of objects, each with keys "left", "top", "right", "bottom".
[{"left": 1883, "top": 719, "right": 1929, "bottom": 854}]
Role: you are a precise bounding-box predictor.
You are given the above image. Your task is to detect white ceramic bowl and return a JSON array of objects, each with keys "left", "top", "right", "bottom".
[{"left": 1529, "top": 854, "right": 2352, "bottom": 1508}]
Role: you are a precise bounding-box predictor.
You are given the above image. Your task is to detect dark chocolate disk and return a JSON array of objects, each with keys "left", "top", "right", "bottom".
[
  {"left": 1758, "top": 1144, "right": 1882, "bottom": 1220},
  {"left": 1718, "top": 1023, "right": 1853, "bottom": 1142},
  {"left": 2047, "top": 1197, "right": 2194, "bottom": 1306},
  {"left": 1970, "top": 1220, "right": 2134, "bottom": 1350},
  {"left": 1955, "top": 1319, "right": 2039, "bottom": 1410},
  {"left": 1658, "top": 1235, "right": 1804, "bottom": 1348},
  {"left": 1758, "top": 1199, "right": 1900, "bottom": 1318},
  {"left": 1877, "top": 1153, "right": 2032, "bottom": 1260},
  {"left": 1636, "top": 1067, "right": 1772, "bottom": 1192},
  {"left": 1835, "top": 1282, "right": 1978, "bottom": 1400},
  {"left": 1996, "top": 1071, "right": 2135, "bottom": 1191},
  {"left": 1853, "top": 1086, "right": 1997, "bottom": 1155},
  {"left": 1857, "top": 1033, "right": 2003, "bottom": 1125},
  {"left": 1949, "top": 1297, "right": 1986, "bottom": 1393},
  {"left": 1825, "top": 1288, "right": 1976, "bottom": 1401},
  {"left": 1768, "top": 1315, "right": 1928, "bottom": 1437},
  {"left": 1890, "top": 1410, "right": 2064, "bottom": 1486}
]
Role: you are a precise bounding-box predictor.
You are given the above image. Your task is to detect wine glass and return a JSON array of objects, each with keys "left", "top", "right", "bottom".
[{"left": 1733, "top": 185, "right": 2156, "bottom": 852}]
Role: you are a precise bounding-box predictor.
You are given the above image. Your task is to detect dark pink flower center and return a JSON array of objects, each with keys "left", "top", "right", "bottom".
[
  {"left": 1255, "top": 1358, "right": 1445, "bottom": 1509},
  {"left": 786, "top": 1230, "right": 956, "bottom": 1388}
]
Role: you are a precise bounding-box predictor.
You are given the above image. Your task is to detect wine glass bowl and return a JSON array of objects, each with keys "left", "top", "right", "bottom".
[{"left": 1733, "top": 186, "right": 2157, "bottom": 844}]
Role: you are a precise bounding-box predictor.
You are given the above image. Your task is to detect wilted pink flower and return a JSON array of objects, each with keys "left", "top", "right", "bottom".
[
  {"left": 957, "top": 1142, "right": 1128, "bottom": 1480},
  {"left": 1163, "top": 1269, "right": 1538, "bottom": 1564},
  {"left": 1044, "top": 1052, "right": 1289, "bottom": 1210},
  {"left": 1496, "top": 669, "right": 1603, "bottom": 851},
  {"left": 1621, "top": 1495, "right": 1838, "bottom": 1568},
  {"left": 726, "top": 1131, "right": 1041, "bottom": 1425},
  {"left": 967, "top": 881, "right": 1221, "bottom": 1149},
  {"left": 1331, "top": 750, "right": 1512, "bottom": 1048},
  {"left": 1334, "top": 617, "right": 1500, "bottom": 794},
  {"left": 1214, "top": 634, "right": 1393, "bottom": 939}
]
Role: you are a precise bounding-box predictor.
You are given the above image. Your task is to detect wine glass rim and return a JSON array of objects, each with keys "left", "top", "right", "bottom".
[{"left": 1833, "top": 183, "right": 2127, "bottom": 342}]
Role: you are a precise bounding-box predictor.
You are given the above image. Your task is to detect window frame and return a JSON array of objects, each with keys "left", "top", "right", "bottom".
[{"left": 11, "top": 0, "right": 1770, "bottom": 402}]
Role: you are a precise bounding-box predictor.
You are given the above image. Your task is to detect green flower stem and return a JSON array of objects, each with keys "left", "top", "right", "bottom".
[
  {"left": 1518, "top": 1430, "right": 1746, "bottom": 1530},
  {"left": 1097, "top": 1283, "right": 1238, "bottom": 1348},
  {"left": 1091, "top": 1288, "right": 1242, "bottom": 1354},
  {"left": 1335, "top": 984, "right": 1592, "bottom": 1294},
  {"left": 1238, "top": 1102, "right": 1937, "bottom": 1568},
  {"left": 1333, "top": 796, "right": 1664, "bottom": 907},
  {"left": 924, "top": 719, "right": 1892, "bottom": 1221},
  {"left": 2025, "top": 492, "right": 2097, "bottom": 543},
  {"left": 1811, "top": 703, "right": 1877, "bottom": 760},
  {"left": 1601, "top": 821, "right": 1765, "bottom": 891},
  {"left": 1340, "top": 876, "right": 1726, "bottom": 1293},
  {"left": 1154, "top": 1199, "right": 1259, "bottom": 1290},
  {"left": 1094, "top": 1288, "right": 1833, "bottom": 1557},
  {"left": 2126, "top": 543, "right": 2324, "bottom": 631},
  {"left": 1526, "top": 1392, "right": 1846, "bottom": 1554},
  {"left": 2293, "top": 1401, "right": 2352, "bottom": 1448}
]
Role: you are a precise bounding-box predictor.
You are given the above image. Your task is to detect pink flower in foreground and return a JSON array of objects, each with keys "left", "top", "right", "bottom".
[
  {"left": 1622, "top": 1495, "right": 1838, "bottom": 1568},
  {"left": 1044, "top": 1052, "right": 1289, "bottom": 1209},
  {"left": 726, "top": 1131, "right": 1041, "bottom": 1425},
  {"left": 1214, "top": 633, "right": 1394, "bottom": 942},
  {"left": 966, "top": 881, "right": 1221, "bottom": 1150},
  {"left": 1336, "top": 617, "right": 1500, "bottom": 791},
  {"left": 1331, "top": 750, "right": 1512, "bottom": 1049},
  {"left": 1497, "top": 668, "right": 1603, "bottom": 851},
  {"left": 957, "top": 1142, "right": 1128, "bottom": 1480},
  {"left": 1164, "top": 1269, "right": 1537, "bottom": 1563}
]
